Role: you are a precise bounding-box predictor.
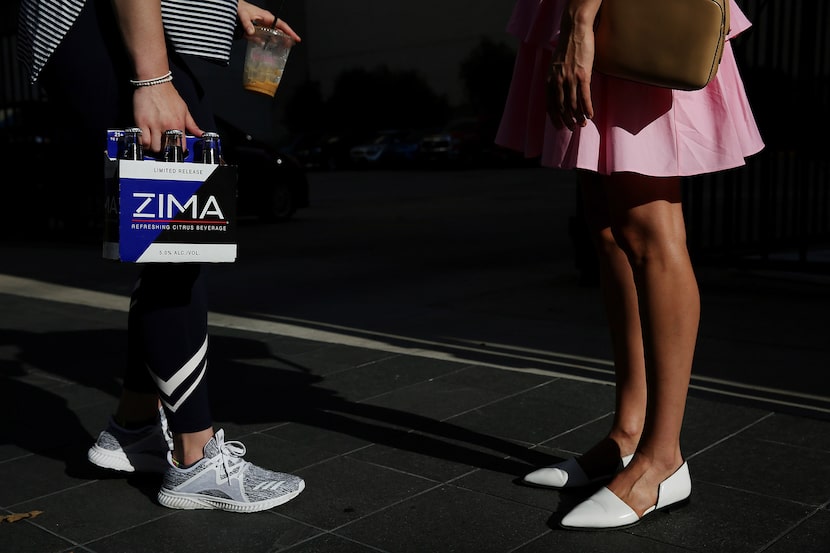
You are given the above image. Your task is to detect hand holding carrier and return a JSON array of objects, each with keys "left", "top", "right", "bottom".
[{"left": 103, "top": 129, "right": 238, "bottom": 263}]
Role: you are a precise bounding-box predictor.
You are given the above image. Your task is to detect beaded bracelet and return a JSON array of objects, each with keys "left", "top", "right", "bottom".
[{"left": 130, "top": 71, "right": 173, "bottom": 88}]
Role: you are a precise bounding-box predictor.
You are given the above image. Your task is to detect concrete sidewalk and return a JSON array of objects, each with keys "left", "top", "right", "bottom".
[
  {"left": 2, "top": 233, "right": 829, "bottom": 552},
  {"left": 2, "top": 158, "right": 830, "bottom": 553}
]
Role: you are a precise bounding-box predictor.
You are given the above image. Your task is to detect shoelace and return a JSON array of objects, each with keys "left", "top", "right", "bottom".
[
  {"left": 214, "top": 433, "right": 248, "bottom": 484},
  {"left": 158, "top": 408, "right": 174, "bottom": 450}
]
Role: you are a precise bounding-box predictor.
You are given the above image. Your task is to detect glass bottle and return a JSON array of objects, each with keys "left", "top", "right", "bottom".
[
  {"left": 160, "top": 129, "right": 184, "bottom": 162},
  {"left": 121, "top": 127, "right": 144, "bottom": 160},
  {"left": 197, "top": 132, "right": 224, "bottom": 164}
]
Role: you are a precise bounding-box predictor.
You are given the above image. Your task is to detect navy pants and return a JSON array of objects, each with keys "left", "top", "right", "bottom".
[{"left": 40, "top": 0, "right": 217, "bottom": 433}]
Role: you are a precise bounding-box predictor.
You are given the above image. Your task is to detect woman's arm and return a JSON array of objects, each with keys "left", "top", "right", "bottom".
[
  {"left": 110, "top": 0, "right": 201, "bottom": 152},
  {"left": 548, "top": 0, "right": 602, "bottom": 131}
]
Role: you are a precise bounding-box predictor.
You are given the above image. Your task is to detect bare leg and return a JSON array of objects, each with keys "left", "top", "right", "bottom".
[
  {"left": 574, "top": 171, "right": 646, "bottom": 477},
  {"left": 173, "top": 429, "right": 216, "bottom": 466},
  {"left": 601, "top": 172, "right": 699, "bottom": 516}
]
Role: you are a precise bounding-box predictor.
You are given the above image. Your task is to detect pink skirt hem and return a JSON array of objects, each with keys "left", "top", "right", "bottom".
[{"left": 496, "top": 0, "right": 765, "bottom": 177}]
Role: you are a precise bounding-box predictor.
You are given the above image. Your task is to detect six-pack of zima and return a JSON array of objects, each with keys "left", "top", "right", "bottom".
[{"left": 103, "top": 129, "right": 238, "bottom": 263}]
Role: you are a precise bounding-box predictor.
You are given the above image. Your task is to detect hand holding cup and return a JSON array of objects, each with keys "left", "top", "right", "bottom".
[{"left": 242, "top": 26, "right": 294, "bottom": 97}]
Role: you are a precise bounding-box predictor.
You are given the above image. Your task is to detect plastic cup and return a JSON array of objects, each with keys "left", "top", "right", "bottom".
[{"left": 242, "top": 26, "right": 294, "bottom": 97}]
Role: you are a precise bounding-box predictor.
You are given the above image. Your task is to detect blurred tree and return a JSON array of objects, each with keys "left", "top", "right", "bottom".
[
  {"left": 282, "top": 80, "right": 326, "bottom": 134},
  {"left": 282, "top": 39, "right": 520, "bottom": 139},
  {"left": 458, "top": 37, "right": 516, "bottom": 137},
  {"left": 324, "top": 66, "right": 450, "bottom": 133},
  {"left": 284, "top": 65, "right": 450, "bottom": 135}
]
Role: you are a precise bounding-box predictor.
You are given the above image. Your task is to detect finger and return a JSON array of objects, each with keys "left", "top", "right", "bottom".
[
  {"left": 258, "top": 12, "right": 276, "bottom": 29},
  {"left": 275, "top": 19, "right": 302, "bottom": 42},
  {"left": 239, "top": 9, "right": 256, "bottom": 34},
  {"left": 557, "top": 80, "right": 577, "bottom": 131},
  {"left": 137, "top": 126, "right": 153, "bottom": 152},
  {"left": 148, "top": 129, "right": 162, "bottom": 154},
  {"left": 579, "top": 82, "right": 594, "bottom": 123},
  {"left": 549, "top": 112, "right": 565, "bottom": 130},
  {"left": 546, "top": 94, "right": 566, "bottom": 130},
  {"left": 559, "top": 99, "right": 575, "bottom": 131},
  {"left": 546, "top": 99, "right": 562, "bottom": 129},
  {"left": 242, "top": 7, "right": 274, "bottom": 34},
  {"left": 184, "top": 113, "right": 203, "bottom": 140},
  {"left": 566, "top": 82, "right": 579, "bottom": 117},
  {"left": 245, "top": 16, "right": 266, "bottom": 35},
  {"left": 573, "top": 96, "right": 586, "bottom": 127}
]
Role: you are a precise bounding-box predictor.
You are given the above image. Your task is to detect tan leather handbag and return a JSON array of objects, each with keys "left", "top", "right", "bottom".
[{"left": 594, "top": 0, "right": 730, "bottom": 90}]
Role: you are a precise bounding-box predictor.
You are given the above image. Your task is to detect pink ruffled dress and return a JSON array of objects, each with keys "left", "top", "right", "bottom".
[{"left": 496, "top": 0, "right": 765, "bottom": 176}]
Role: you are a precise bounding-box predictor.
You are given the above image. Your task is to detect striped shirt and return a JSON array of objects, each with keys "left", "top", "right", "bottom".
[{"left": 17, "top": 0, "right": 239, "bottom": 83}]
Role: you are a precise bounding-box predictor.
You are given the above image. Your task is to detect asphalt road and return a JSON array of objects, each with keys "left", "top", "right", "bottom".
[{"left": 214, "top": 167, "right": 580, "bottom": 316}]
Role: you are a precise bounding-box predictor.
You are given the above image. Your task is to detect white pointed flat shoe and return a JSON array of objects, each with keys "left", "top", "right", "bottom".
[
  {"left": 523, "top": 453, "right": 634, "bottom": 489},
  {"left": 560, "top": 461, "right": 691, "bottom": 530}
]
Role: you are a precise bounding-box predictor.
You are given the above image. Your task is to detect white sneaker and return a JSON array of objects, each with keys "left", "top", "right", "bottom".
[
  {"left": 87, "top": 408, "right": 172, "bottom": 473},
  {"left": 157, "top": 429, "right": 305, "bottom": 513}
]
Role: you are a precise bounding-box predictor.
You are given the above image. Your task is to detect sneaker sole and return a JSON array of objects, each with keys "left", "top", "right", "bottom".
[
  {"left": 157, "top": 479, "right": 305, "bottom": 513},
  {"left": 88, "top": 446, "right": 168, "bottom": 474}
]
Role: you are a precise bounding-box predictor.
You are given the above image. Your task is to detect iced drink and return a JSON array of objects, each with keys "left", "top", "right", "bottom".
[{"left": 242, "top": 26, "right": 293, "bottom": 97}]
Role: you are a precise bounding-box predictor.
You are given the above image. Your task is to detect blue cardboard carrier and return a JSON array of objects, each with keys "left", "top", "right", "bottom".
[{"left": 103, "top": 132, "right": 238, "bottom": 263}]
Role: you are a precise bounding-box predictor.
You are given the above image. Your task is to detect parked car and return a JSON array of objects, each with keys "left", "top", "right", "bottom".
[
  {"left": 214, "top": 115, "right": 309, "bottom": 222},
  {"left": 417, "top": 118, "right": 486, "bottom": 167},
  {"left": 349, "top": 129, "right": 422, "bottom": 168},
  {"left": 282, "top": 130, "right": 377, "bottom": 171},
  {"left": 278, "top": 131, "right": 326, "bottom": 170}
]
